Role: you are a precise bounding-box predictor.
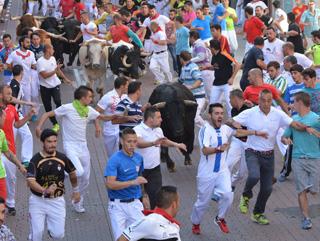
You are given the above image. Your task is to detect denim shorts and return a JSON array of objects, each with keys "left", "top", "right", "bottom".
[{"left": 292, "top": 158, "right": 320, "bottom": 194}]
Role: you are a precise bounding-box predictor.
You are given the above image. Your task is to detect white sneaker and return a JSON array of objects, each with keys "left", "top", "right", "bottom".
[{"left": 72, "top": 196, "right": 85, "bottom": 213}]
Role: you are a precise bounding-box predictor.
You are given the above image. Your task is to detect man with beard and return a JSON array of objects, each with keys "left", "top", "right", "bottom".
[
  {"left": 27, "top": 129, "right": 80, "bottom": 241},
  {"left": 255, "top": 5, "right": 273, "bottom": 28},
  {"left": 191, "top": 103, "right": 268, "bottom": 235}
]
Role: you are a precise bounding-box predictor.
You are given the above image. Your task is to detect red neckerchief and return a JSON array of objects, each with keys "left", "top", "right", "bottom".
[
  {"left": 143, "top": 208, "right": 180, "bottom": 226},
  {"left": 16, "top": 50, "right": 31, "bottom": 60},
  {"left": 153, "top": 26, "right": 162, "bottom": 34},
  {"left": 150, "top": 13, "right": 159, "bottom": 20}
]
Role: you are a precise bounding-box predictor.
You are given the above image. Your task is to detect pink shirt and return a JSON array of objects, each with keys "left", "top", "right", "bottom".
[{"left": 183, "top": 11, "right": 196, "bottom": 25}]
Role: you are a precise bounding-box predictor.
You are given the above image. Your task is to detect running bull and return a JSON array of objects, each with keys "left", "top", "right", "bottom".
[{"left": 149, "top": 83, "right": 198, "bottom": 172}]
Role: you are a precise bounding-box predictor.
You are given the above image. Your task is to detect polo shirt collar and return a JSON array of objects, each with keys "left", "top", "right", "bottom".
[{"left": 144, "top": 208, "right": 180, "bottom": 226}]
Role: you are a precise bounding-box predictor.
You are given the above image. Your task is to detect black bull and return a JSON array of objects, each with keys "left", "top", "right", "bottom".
[
  {"left": 40, "top": 17, "right": 81, "bottom": 66},
  {"left": 148, "top": 83, "right": 198, "bottom": 172}
]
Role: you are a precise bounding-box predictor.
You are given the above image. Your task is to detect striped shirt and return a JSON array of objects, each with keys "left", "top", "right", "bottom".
[
  {"left": 265, "top": 74, "right": 288, "bottom": 96},
  {"left": 284, "top": 83, "right": 305, "bottom": 105},
  {"left": 179, "top": 61, "right": 205, "bottom": 98},
  {"left": 115, "top": 97, "right": 143, "bottom": 131}
]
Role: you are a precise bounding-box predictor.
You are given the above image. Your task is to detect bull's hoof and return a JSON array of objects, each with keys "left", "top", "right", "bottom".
[
  {"left": 67, "top": 62, "right": 72, "bottom": 66},
  {"left": 168, "top": 165, "right": 176, "bottom": 173},
  {"left": 184, "top": 159, "right": 192, "bottom": 166}
]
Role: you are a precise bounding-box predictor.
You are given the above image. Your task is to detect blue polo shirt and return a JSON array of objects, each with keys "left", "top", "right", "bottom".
[
  {"left": 213, "top": 3, "right": 226, "bottom": 31},
  {"left": 104, "top": 150, "right": 144, "bottom": 200},
  {"left": 191, "top": 16, "right": 212, "bottom": 40}
]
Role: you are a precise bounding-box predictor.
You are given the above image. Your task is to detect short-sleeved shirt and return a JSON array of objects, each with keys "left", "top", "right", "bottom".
[
  {"left": 133, "top": 122, "right": 164, "bottom": 170},
  {"left": 293, "top": 52, "right": 313, "bottom": 68},
  {"left": 262, "top": 38, "right": 284, "bottom": 64},
  {"left": 97, "top": 89, "right": 125, "bottom": 135},
  {"left": 213, "top": 3, "right": 226, "bottom": 30},
  {"left": 287, "top": 23, "right": 304, "bottom": 54},
  {"left": 301, "top": 9, "right": 320, "bottom": 38},
  {"left": 60, "top": 0, "right": 74, "bottom": 17},
  {"left": 54, "top": 103, "right": 100, "bottom": 143},
  {"left": 302, "top": 83, "right": 320, "bottom": 115},
  {"left": 243, "top": 83, "right": 280, "bottom": 105},
  {"left": 80, "top": 22, "right": 97, "bottom": 42},
  {"left": 274, "top": 8, "right": 288, "bottom": 32},
  {"left": 283, "top": 83, "right": 305, "bottom": 105},
  {"left": 191, "top": 16, "right": 212, "bottom": 40},
  {"left": 283, "top": 112, "right": 320, "bottom": 159},
  {"left": 211, "top": 51, "right": 236, "bottom": 86},
  {"left": 104, "top": 151, "right": 144, "bottom": 199},
  {"left": 0, "top": 46, "right": 16, "bottom": 77},
  {"left": 0, "top": 130, "right": 9, "bottom": 178},
  {"left": 175, "top": 26, "right": 191, "bottom": 55},
  {"left": 142, "top": 14, "right": 170, "bottom": 32},
  {"left": 225, "top": 7, "right": 237, "bottom": 31},
  {"left": 27, "top": 151, "right": 76, "bottom": 197},
  {"left": 259, "top": 15, "right": 273, "bottom": 27},
  {"left": 37, "top": 56, "right": 61, "bottom": 88},
  {"left": 265, "top": 74, "right": 288, "bottom": 96},
  {"left": 234, "top": 106, "right": 293, "bottom": 151},
  {"left": 243, "top": 16, "right": 265, "bottom": 43},
  {"left": 309, "top": 44, "right": 320, "bottom": 65},
  {"left": 2, "top": 105, "right": 19, "bottom": 154},
  {"left": 110, "top": 24, "right": 130, "bottom": 43},
  {"left": 115, "top": 97, "right": 143, "bottom": 131},
  {"left": 197, "top": 122, "right": 235, "bottom": 178},
  {"left": 10, "top": 79, "right": 23, "bottom": 111},
  {"left": 247, "top": 1, "right": 268, "bottom": 15},
  {"left": 150, "top": 30, "right": 167, "bottom": 52},
  {"left": 183, "top": 10, "right": 196, "bottom": 25},
  {"left": 122, "top": 211, "right": 181, "bottom": 241}
]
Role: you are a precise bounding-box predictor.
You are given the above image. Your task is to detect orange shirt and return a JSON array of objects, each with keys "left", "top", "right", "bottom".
[
  {"left": 244, "top": 84, "right": 280, "bottom": 105},
  {"left": 292, "top": 5, "right": 308, "bottom": 31},
  {"left": 110, "top": 24, "right": 130, "bottom": 43},
  {"left": 2, "top": 105, "right": 19, "bottom": 154}
]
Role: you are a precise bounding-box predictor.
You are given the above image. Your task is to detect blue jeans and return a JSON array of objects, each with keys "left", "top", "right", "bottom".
[
  {"left": 167, "top": 44, "right": 178, "bottom": 73},
  {"left": 243, "top": 149, "right": 274, "bottom": 214}
]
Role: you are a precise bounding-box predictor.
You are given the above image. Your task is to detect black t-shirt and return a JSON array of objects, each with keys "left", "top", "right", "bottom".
[
  {"left": 287, "top": 23, "right": 304, "bottom": 54},
  {"left": 231, "top": 104, "right": 251, "bottom": 142},
  {"left": 211, "top": 51, "right": 234, "bottom": 86},
  {"left": 27, "top": 151, "right": 76, "bottom": 198},
  {"left": 9, "top": 79, "right": 22, "bottom": 111},
  {"left": 29, "top": 44, "right": 44, "bottom": 61},
  {"left": 240, "top": 46, "right": 264, "bottom": 86},
  {"left": 259, "top": 15, "right": 273, "bottom": 27}
]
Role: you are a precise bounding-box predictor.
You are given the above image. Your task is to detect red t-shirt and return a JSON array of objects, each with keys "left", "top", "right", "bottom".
[
  {"left": 110, "top": 25, "right": 130, "bottom": 43},
  {"left": 243, "top": 83, "right": 280, "bottom": 105},
  {"left": 243, "top": 16, "right": 265, "bottom": 44},
  {"left": 2, "top": 105, "right": 19, "bottom": 154},
  {"left": 292, "top": 5, "right": 308, "bottom": 31},
  {"left": 60, "top": 0, "right": 75, "bottom": 17},
  {"left": 74, "top": 2, "right": 85, "bottom": 22}
]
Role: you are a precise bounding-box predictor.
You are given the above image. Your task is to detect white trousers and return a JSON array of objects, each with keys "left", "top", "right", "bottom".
[
  {"left": 103, "top": 133, "right": 119, "bottom": 158},
  {"left": 144, "top": 39, "right": 153, "bottom": 54},
  {"left": 195, "top": 97, "right": 206, "bottom": 128},
  {"left": 14, "top": 114, "right": 33, "bottom": 163},
  {"left": 41, "top": 0, "right": 59, "bottom": 16},
  {"left": 27, "top": 0, "right": 39, "bottom": 14},
  {"left": 210, "top": 84, "right": 232, "bottom": 117},
  {"left": 201, "top": 70, "right": 215, "bottom": 101},
  {"left": 64, "top": 142, "right": 90, "bottom": 196},
  {"left": 225, "top": 30, "right": 238, "bottom": 53},
  {"left": 191, "top": 169, "right": 233, "bottom": 224},
  {"left": 108, "top": 199, "right": 144, "bottom": 241},
  {"left": 29, "top": 194, "right": 66, "bottom": 241},
  {"left": 245, "top": 42, "right": 253, "bottom": 55},
  {"left": 3, "top": 155, "right": 15, "bottom": 208},
  {"left": 226, "top": 137, "right": 247, "bottom": 187},
  {"left": 149, "top": 51, "right": 172, "bottom": 84},
  {"left": 21, "top": 72, "right": 39, "bottom": 116}
]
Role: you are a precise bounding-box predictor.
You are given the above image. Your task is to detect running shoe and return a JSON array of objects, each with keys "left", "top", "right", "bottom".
[
  {"left": 278, "top": 173, "right": 287, "bottom": 182},
  {"left": 211, "top": 193, "right": 220, "bottom": 202},
  {"left": 52, "top": 124, "right": 60, "bottom": 133},
  {"left": 72, "top": 196, "right": 85, "bottom": 213},
  {"left": 7, "top": 207, "right": 16, "bottom": 216},
  {"left": 192, "top": 224, "right": 201, "bottom": 235},
  {"left": 301, "top": 217, "right": 312, "bottom": 230},
  {"left": 239, "top": 195, "right": 249, "bottom": 214},
  {"left": 214, "top": 216, "right": 230, "bottom": 233},
  {"left": 251, "top": 213, "right": 270, "bottom": 225}
]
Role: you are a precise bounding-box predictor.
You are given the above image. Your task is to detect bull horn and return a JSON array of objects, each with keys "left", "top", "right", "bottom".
[
  {"left": 140, "top": 51, "right": 151, "bottom": 57},
  {"left": 33, "top": 16, "right": 47, "bottom": 20},
  {"left": 122, "top": 55, "right": 132, "bottom": 68},
  {"left": 152, "top": 102, "right": 166, "bottom": 109},
  {"left": 11, "top": 16, "right": 21, "bottom": 21},
  {"left": 184, "top": 100, "right": 198, "bottom": 106}
]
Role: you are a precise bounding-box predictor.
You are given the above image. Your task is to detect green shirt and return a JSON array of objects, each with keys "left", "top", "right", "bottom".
[
  {"left": 283, "top": 111, "right": 320, "bottom": 159},
  {"left": 225, "top": 7, "right": 237, "bottom": 31},
  {"left": 309, "top": 44, "right": 320, "bottom": 65},
  {"left": 266, "top": 75, "right": 288, "bottom": 96},
  {"left": 0, "top": 130, "right": 9, "bottom": 178}
]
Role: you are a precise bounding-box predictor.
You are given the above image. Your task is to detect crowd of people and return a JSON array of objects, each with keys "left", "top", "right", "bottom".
[{"left": 0, "top": 0, "right": 318, "bottom": 240}]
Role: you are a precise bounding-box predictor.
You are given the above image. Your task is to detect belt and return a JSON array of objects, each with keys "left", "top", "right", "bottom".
[
  {"left": 109, "top": 198, "right": 135, "bottom": 203},
  {"left": 247, "top": 148, "right": 274, "bottom": 156},
  {"left": 154, "top": 50, "right": 166, "bottom": 55}
]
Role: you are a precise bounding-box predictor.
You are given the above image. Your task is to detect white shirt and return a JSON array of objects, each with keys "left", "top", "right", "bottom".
[
  {"left": 233, "top": 106, "right": 293, "bottom": 151},
  {"left": 263, "top": 38, "right": 284, "bottom": 64},
  {"left": 97, "top": 89, "right": 125, "bottom": 135},
  {"left": 7, "top": 49, "right": 36, "bottom": 82},
  {"left": 122, "top": 212, "right": 181, "bottom": 241},
  {"left": 192, "top": 0, "right": 203, "bottom": 9},
  {"left": 37, "top": 56, "right": 61, "bottom": 88},
  {"left": 54, "top": 103, "right": 100, "bottom": 142},
  {"left": 247, "top": 1, "right": 268, "bottom": 16},
  {"left": 80, "top": 22, "right": 98, "bottom": 42},
  {"left": 274, "top": 8, "right": 288, "bottom": 32},
  {"left": 134, "top": 122, "right": 164, "bottom": 169},
  {"left": 293, "top": 52, "right": 313, "bottom": 69},
  {"left": 282, "top": 70, "right": 295, "bottom": 86},
  {"left": 151, "top": 30, "right": 168, "bottom": 53},
  {"left": 142, "top": 15, "right": 170, "bottom": 32},
  {"left": 197, "top": 122, "right": 235, "bottom": 178}
]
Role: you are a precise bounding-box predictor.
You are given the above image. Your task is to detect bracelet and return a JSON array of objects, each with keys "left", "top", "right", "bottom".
[{"left": 72, "top": 186, "right": 80, "bottom": 192}]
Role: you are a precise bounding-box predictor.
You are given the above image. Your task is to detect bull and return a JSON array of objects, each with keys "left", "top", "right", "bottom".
[{"left": 148, "top": 83, "right": 198, "bottom": 172}]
